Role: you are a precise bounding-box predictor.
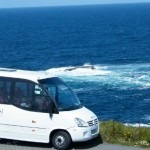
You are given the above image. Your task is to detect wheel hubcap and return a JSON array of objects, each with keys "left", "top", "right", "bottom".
[{"left": 55, "top": 135, "right": 65, "bottom": 146}]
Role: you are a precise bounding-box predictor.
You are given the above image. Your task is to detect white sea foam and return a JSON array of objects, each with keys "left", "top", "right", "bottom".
[
  {"left": 144, "top": 98, "right": 150, "bottom": 102},
  {"left": 45, "top": 63, "right": 150, "bottom": 89},
  {"left": 142, "top": 115, "right": 150, "bottom": 121},
  {"left": 46, "top": 64, "right": 111, "bottom": 77},
  {"left": 124, "top": 123, "right": 150, "bottom": 128}
]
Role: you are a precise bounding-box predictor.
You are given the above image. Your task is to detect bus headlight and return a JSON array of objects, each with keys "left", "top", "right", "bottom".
[{"left": 74, "top": 118, "right": 88, "bottom": 127}]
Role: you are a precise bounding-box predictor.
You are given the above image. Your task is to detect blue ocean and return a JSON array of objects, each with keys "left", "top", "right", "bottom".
[{"left": 0, "top": 3, "right": 150, "bottom": 126}]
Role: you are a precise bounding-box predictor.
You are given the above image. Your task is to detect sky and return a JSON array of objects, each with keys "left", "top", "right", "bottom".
[{"left": 0, "top": 0, "right": 150, "bottom": 8}]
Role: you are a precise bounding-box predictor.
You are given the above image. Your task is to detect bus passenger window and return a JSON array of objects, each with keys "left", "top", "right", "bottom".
[
  {"left": 13, "top": 81, "right": 33, "bottom": 110},
  {"left": 0, "top": 80, "right": 11, "bottom": 104},
  {"left": 0, "top": 91, "right": 4, "bottom": 103},
  {"left": 34, "top": 85, "right": 51, "bottom": 113}
]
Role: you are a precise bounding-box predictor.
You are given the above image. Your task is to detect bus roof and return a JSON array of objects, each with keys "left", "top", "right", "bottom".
[{"left": 0, "top": 68, "right": 56, "bottom": 83}]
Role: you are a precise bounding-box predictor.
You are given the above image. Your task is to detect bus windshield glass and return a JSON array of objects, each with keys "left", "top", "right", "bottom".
[{"left": 38, "top": 77, "right": 82, "bottom": 111}]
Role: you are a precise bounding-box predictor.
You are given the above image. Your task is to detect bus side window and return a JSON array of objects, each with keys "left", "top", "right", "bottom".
[
  {"left": 0, "top": 80, "right": 11, "bottom": 104},
  {"left": 0, "top": 91, "right": 4, "bottom": 103},
  {"left": 13, "top": 81, "right": 33, "bottom": 110},
  {"left": 0, "top": 80, "right": 4, "bottom": 103},
  {"left": 34, "top": 84, "right": 51, "bottom": 113},
  {"left": 5, "top": 82, "right": 11, "bottom": 103}
]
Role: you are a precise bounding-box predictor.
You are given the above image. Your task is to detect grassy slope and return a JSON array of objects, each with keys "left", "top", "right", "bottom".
[{"left": 100, "top": 121, "right": 150, "bottom": 148}]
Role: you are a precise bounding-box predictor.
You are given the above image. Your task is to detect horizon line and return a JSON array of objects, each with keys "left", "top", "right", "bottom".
[{"left": 0, "top": 2, "right": 150, "bottom": 9}]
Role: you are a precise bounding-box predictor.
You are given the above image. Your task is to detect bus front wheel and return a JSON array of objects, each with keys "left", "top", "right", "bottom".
[{"left": 52, "top": 131, "right": 71, "bottom": 150}]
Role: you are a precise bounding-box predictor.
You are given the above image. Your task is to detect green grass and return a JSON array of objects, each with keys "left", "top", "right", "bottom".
[{"left": 100, "top": 121, "right": 150, "bottom": 148}]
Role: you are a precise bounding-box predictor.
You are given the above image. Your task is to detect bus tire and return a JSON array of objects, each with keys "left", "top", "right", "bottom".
[{"left": 52, "top": 131, "right": 71, "bottom": 150}]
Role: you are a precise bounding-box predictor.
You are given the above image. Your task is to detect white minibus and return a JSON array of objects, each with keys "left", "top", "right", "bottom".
[{"left": 0, "top": 68, "right": 99, "bottom": 150}]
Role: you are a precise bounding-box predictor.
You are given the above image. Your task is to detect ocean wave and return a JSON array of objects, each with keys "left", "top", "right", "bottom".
[
  {"left": 142, "top": 115, "right": 150, "bottom": 121},
  {"left": 143, "top": 98, "right": 150, "bottom": 102},
  {"left": 124, "top": 123, "right": 150, "bottom": 128},
  {"left": 46, "top": 64, "right": 111, "bottom": 77},
  {"left": 46, "top": 63, "right": 150, "bottom": 90}
]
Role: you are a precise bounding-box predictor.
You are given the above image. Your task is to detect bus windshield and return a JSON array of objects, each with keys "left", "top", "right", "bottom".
[{"left": 38, "top": 77, "right": 82, "bottom": 111}]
